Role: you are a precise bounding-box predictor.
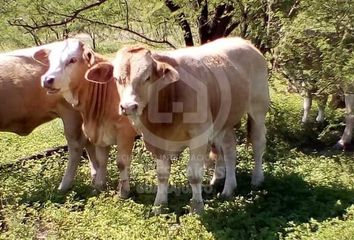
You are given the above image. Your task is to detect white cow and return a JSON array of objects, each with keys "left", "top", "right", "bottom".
[{"left": 104, "top": 37, "right": 270, "bottom": 213}]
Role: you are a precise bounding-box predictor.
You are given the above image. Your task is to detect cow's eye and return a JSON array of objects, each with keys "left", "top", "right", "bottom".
[
  {"left": 67, "top": 57, "right": 77, "bottom": 65},
  {"left": 145, "top": 77, "right": 150, "bottom": 82}
]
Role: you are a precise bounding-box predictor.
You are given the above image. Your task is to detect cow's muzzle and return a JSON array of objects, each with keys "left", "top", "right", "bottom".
[
  {"left": 43, "top": 76, "right": 55, "bottom": 88},
  {"left": 42, "top": 76, "right": 60, "bottom": 94},
  {"left": 120, "top": 103, "right": 138, "bottom": 116}
]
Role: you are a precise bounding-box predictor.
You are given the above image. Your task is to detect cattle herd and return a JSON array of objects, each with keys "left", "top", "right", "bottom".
[{"left": 0, "top": 37, "right": 351, "bottom": 214}]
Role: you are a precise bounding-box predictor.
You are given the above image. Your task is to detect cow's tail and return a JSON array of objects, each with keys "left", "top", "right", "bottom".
[
  {"left": 246, "top": 115, "right": 252, "bottom": 149},
  {"left": 209, "top": 144, "right": 218, "bottom": 161},
  {"left": 205, "top": 144, "right": 218, "bottom": 169}
]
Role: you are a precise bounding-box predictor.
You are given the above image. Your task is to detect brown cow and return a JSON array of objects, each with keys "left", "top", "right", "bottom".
[
  {"left": 0, "top": 42, "right": 97, "bottom": 192},
  {"left": 36, "top": 39, "right": 137, "bottom": 197},
  {"left": 90, "top": 37, "right": 269, "bottom": 213}
]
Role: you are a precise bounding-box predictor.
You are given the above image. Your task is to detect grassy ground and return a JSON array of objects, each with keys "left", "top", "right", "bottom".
[{"left": 1, "top": 83, "right": 354, "bottom": 240}]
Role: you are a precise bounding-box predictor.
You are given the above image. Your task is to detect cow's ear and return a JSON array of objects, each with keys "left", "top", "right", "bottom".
[
  {"left": 82, "top": 44, "right": 95, "bottom": 66},
  {"left": 85, "top": 62, "right": 114, "bottom": 83},
  {"left": 152, "top": 53, "right": 179, "bottom": 84},
  {"left": 33, "top": 49, "right": 50, "bottom": 66},
  {"left": 159, "top": 63, "right": 179, "bottom": 84}
]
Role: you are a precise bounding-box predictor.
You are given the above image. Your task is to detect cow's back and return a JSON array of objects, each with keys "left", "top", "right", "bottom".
[
  {"left": 0, "top": 54, "right": 64, "bottom": 135},
  {"left": 167, "top": 37, "right": 268, "bottom": 104},
  {"left": 162, "top": 37, "right": 268, "bottom": 128}
]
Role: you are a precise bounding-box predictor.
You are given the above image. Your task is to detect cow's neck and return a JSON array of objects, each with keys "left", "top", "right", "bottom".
[{"left": 76, "top": 79, "right": 119, "bottom": 143}]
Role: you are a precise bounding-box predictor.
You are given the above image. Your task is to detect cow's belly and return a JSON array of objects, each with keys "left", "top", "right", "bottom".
[
  {"left": 0, "top": 114, "right": 57, "bottom": 136},
  {"left": 0, "top": 100, "right": 58, "bottom": 136}
]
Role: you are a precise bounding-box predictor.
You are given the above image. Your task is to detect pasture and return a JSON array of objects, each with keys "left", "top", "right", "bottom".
[{"left": 1, "top": 82, "right": 353, "bottom": 240}]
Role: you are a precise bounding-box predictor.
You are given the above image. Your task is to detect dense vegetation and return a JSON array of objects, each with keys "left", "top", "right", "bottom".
[{"left": 0, "top": 0, "right": 354, "bottom": 239}]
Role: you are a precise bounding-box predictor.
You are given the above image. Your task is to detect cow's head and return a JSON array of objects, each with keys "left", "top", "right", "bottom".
[
  {"left": 34, "top": 39, "right": 95, "bottom": 94},
  {"left": 113, "top": 46, "right": 179, "bottom": 117}
]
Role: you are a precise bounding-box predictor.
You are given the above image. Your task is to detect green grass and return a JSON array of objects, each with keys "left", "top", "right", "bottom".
[
  {"left": 0, "top": 120, "right": 66, "bottom": 165},
  {"left": 1, "top": 82, "right": 354, "bottom": 239}
]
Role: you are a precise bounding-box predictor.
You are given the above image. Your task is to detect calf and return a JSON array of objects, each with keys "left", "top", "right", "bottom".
[
  {"left": 0, "top": 43, "right": 96, "bottom": 192},
  {"left": 90, "top": 37, "right": 269, "bottom": 213},
  {"left": 37, "top": 39, "right": 137, "bottom": 197},
  {"left": 335, "top": 93, "right": 354, "bottom": 150}
]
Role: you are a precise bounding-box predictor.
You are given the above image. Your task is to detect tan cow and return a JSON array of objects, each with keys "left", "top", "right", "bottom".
[
  {"left": 36, "top": 39, "right": 137, "bottom": 197},
  {"left": 0, "top": 43, "right": 97, "bottom": 192},
  {"left": 89, "top": 37, "right": 269, "bottom": 213}
]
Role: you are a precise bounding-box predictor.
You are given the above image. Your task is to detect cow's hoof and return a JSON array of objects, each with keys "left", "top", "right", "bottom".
[
  {"left": 117, "top": 181, "right": 130, "bottom": 199},
  {"left": 93, "top": 181, "right": 107, "bottom": 192},
  {"left": 333, "top": 142, "right": 344, "bottom": 150},
  {"left": 219, "top": 179, "right": 237, "bottom": 199},
  {"left": 91, "top": 188, "right": 101, "bottom": 196},
  {"left": 57, "top": 183, "right": 72, "bottom": 193},
  {"left": 190, "top": 200, "right": 204, "bottom": 214},
  {"left": 219, "top": 191, "right": 234, "bottom": 200},
  {"left": 251, "top": 171, "right": 264, "bottom": 187},
  {"left": 118, "top": 189, "right": 130, "bottom": 199},
  {"left": 151, "top": 204, "right": 168, "bottom": 216},
  {"left": 334, "top": 142, "right": 354, "bottom": 152}
]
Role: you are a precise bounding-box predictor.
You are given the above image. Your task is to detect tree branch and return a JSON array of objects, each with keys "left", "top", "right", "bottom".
[
  {"left": 197, "top": 0, "right": 209, "bottom": 44},
  {"left": 63, "top": 15, "right": 176, "bottom": 48},
  {"left": 8, "top": 0, "right": 176, "bottom": 49},
  {"left": 8, "top": 0, "right": 108, "bottom": 31},
  {"left": 288, "top": 0, "right": 301, "bottom": 18},
  {"left": 165, "top": 0, "right": 194, "bottom": 46}
]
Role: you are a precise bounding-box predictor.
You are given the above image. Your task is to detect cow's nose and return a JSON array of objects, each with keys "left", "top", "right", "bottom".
[
  {"left": 43, "top": 77, "right": 55, "bottom": 88},
  {"left": 120, "top": 103, "right": 138, "bottom": 115}
]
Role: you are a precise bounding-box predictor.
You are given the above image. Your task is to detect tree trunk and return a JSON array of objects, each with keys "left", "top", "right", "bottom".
[{"left": 165, "top": 0, "right": 194, "bottom": 46}]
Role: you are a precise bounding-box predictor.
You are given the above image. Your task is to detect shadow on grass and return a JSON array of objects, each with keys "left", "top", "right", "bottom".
[
  {"left": 2, "top": 153, "right": 353, "bottom": 240},
  {"left": 0, "top": 156, "right": 95, "bottom": 206},
  {"left": 200, "top": 170, "right": 354, "bottom": 240}
]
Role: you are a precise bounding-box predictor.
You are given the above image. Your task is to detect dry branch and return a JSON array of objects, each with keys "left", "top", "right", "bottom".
[
  {"left": 8, "top": 0, "right": 176, "bottom": 48},
  {"left": 8, "top": 0, "right": 108, "bottom": 30}
]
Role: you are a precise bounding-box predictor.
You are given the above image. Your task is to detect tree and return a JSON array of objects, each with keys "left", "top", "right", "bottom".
[
  {"left": 0, "top": 0, "right": 300, "bottom": 54},
  {"left": 276, "top": 0, "right": 354, "bottom": 94},
  {"left": 163, "top": 0, "right": 300, "bottom": 53}
]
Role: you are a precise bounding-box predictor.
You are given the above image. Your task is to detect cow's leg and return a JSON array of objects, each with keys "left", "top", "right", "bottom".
[
  {"left": 209, "top": 144, "right": 226, "bottom": 187},
  {"left": 153, "top": 155, "right": 171, "bottom": 213},
  {"left": 84, "top": 143, "right": 100, "bottom": 183},
  {"left": 220, "top": 131, "right": 237, "bottom": 198},
  {"left": 336, "top": 94, "right": 354, "bottom": 149},
  {"left": 93, "top": 146, "right": 110, "bottom": 191},
  {"left": 316, "top": 94, "right": 328, "bottom": 122},
  {"left": 188, "top": 145, "right": 208, "bottom": 213},
  {"left": 116, "top": 135, "right": 135, "bottom": 199},
  {"left": 58, "top": 113, "right": 86, "bottom": 192},
  {"left": 248, "top": 112, "right": 267, "bottom": 187},
  {"left": 302, "top": 91, "right": 312, "bottom": 123}
]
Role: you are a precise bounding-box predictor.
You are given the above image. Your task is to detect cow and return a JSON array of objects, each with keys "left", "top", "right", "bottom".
[
  {"left": 86, "top": 37, "right": 269, "bottom": 213},
  {"left": 36, "top": 39, "right": 137, "bottom": 197},
  {"left": 293, "top": 83, "right": 354, "bottom": 150},
  {"left": 0, "top": 42, "right": 97, "bottom": 192},
  {"left": 335, "top": 93, "right": 354, "bottom": 150},
  {"left": 301, "top": 89, "right": 329, "bottom": 123}
]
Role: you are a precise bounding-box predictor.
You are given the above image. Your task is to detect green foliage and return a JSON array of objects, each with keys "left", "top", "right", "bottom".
[{"left": 275, "top": 0, "right": 354, "bottom": 94}]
